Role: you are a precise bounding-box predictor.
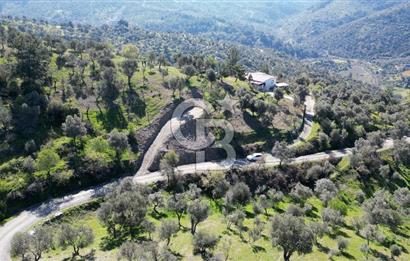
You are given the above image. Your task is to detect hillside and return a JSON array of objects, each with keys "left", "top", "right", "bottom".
[
  {"left": 278, "top": 0, "right": 410, "bottom": 59},
  {"left": 0, "top": 18, "right": 315, "bottom": 221},
  {"left": 0, "top": 1, "right": 310, "bottom": 30},
  {"left": 0, "top": 0, "right": 315, "bottom": 58}
]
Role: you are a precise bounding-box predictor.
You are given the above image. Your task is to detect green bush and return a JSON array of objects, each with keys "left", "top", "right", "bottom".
[{"left": 328, "top": 198, "right": 348, "bottom": 216}]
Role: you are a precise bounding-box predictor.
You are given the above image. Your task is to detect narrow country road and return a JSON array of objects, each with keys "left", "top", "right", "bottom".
[
  {"left": 1, "top": 137, "right": 408, "bottom": 260},
  {"left": 295, "top": 94, "right": 315, "bottom": 143},
  {"left": 278, "top": 94, "right": 315, "bottom": 146}
]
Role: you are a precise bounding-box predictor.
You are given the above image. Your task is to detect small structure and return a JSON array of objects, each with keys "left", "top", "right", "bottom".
[
  {"left": 276, "top": 82, "right": 289, "bottom": 88},
  {"left": 247, "top": 72, "right": 277, "bottom": 92}
]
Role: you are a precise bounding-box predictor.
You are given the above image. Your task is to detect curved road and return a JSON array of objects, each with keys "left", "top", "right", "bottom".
[{"left": 1, "top": 138, "right": 408, "bottom": 260}]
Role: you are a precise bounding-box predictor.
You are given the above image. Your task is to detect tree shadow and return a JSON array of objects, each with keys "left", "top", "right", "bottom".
[
  {"left": 245, "top": 210, "right": 256, "bottom": 219},
  {"left": 393, "top": 229, "right": 410, "bottom": 239},
  {"left": 169, "top": 249, "right": 183, "bottom": 259},
  {"left": 272, "top": 205, "right": 284, "bottom": 213},
  {"left": 316, "top": 242, "right": 330, "bottom": 253},
  {"left": 370, "top": 248, "right": 389, "bottom": 260},
  {"left": 335, "top": 229, "right": 350, "bottom": 238},
  {"left": 341, "top": 251, "right": 356, "bottom": 260},
  {"left": 218, "top": 81, "right": 236, "bottom": 95},
  {"left": 222, "top": 229, "right": 232, "bottom": 236},
  {"left": 97, "top": 104, "right": 127, "bottom": 131},
  {"left": 306, "top": 211, "right": 319, "bottom": 219},
  {"left": 251, "top": 245, "right": 266, "bottom": 253},
  {"left": 150, "top": 211, "right": 168, "bottom": 220},
  {"left": 100, "top": 234, "right": 128, "bottom": 251},
  {"left": 128, "top": 89, "right": 146, "bottom": 118}
]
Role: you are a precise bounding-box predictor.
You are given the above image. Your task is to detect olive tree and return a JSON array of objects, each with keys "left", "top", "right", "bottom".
[
  {"left": 360, "top": 224, "right": 380, "bottom": 245},
  {"left": 62, "top": 115, "right": 87, "bottom": 151},
  {"left": 98, "top": 180, "right": 148, "bottom": 238},
  {"left": 309, "top": 222, "right": 328, "bottom": 245},
  {"left": 314, "top": 178, "right": 338, "bottom": 206},
  {"left": 118, "top": 241, "right": 140, "bottom": 261},
  {"left": 390, "top": 244, "right": 402, "bottom": 260},
  {"left": 224, "top": 182, "right": 251, "bottom": 209},
  {"left": 121, "top": 59, "right": 138, "bottom": 91},
  {"left": 167, "top": 193, "right": 188, "bottom": 228},
  {"left": 271, "top": 141, "right": 294, "bottom": 167},
  {"left": 363, "top": 190, "right": 402, "bottom": 228},
  {"left": 336, "top": 236, "right": 349, "bottom": 253},
  {"left": 158, "top": 219, "right": 179, "bottom": 246},
  {"left": 11, "top": 227, "right": 54, "bottom": 261},
  {"left": 321, "top": 208, "right": 344, "bottom": 229},
  {"left": 148, "top": 191, "right": 165, "bottom": 215},
  {"left": 248, "top": 217, "right": 265, "bottom": 243},
  {"left": 226, "top": 209, "right": 246, "bottom": 236},
  {"left": 10, "top": 232, "right": 30, "bottom": 260},
  {"left": 108, "top": 129, "right": 129, "bottom": 162},
  {"left": 393, "top": 139, "right": 410, "bottom": 166},
  {"left": 290, "top": 182, "right": 313, "bottom": 206},
  {"left": 118, "top": 241, "right": 161, "bottom": 261},
  {"left": 258, "top": 194, "right": 270, "bottom": 215},
  {"left": 58, "top": 224, "right": 94, "bottom": 256},
  {"left": 270, "top": 214, "right": 315, "bottom": 261},
  {"left": 160, "top": 150, "right": 179, "bottom": 188},
  {"left": 393, "top": 187, "right": 410, "bottom": 214},
  {"left": 187, "top": 199, "right": 210, "bottom": 234},
  {"left": 192, "top": 230, "right": 219, "bottom": 255}
]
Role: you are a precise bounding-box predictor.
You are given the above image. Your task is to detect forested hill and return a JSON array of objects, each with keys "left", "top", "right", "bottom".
[
  {"left": 1, "top": 17, "right": 307, "bottom": 77},
  {"left": 278, "top": 0, "right": 410, "bottom": 59},
  {"left": 0, "top": 0, "right": 315, "bottom": 58},
  {"left": 0, "top": 1, "right": 310, "bottom": 29}
]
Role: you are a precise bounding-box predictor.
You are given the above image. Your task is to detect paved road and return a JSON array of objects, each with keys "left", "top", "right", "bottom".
[{"left": 2, "top": 137, "right": 408, "bottom": 260}]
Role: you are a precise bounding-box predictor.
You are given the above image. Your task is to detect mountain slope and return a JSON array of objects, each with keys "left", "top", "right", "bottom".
[
  {"left": 0, "top": 0, "right": 316, "bottom": 57},
  {"left": 0, "top": 0, "right": 311, "bottom": 31},
  {"left": 277, "top": 0, "right": 410, "bottom": 59},
  {"left": 310, "top": 3, "right": 410, "bottom": 59}
]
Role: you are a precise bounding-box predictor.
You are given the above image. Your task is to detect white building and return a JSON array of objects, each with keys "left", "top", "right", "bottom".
[{"left": 246, "top": 72, "right": 277, "bottom": 92}]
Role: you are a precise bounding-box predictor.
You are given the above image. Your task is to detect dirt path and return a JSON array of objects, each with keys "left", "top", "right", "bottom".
[
  {"left": 136, "top": 107, "right": 204, "bottom": 176},
  {"left": 292, "top": 94, "right": 315, "bottom": 144}
]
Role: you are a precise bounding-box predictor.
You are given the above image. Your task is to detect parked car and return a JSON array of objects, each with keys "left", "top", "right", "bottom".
[{"left": 246, "top": 153, "right": 263, "bottom": 162}]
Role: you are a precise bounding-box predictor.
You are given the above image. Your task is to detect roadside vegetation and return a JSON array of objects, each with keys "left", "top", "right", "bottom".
[{"left": 11, "top": 137, "right": 410, "bottom": 260}]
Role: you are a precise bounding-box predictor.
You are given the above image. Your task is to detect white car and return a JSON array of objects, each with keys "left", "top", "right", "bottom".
[{"left": 246, "top": 153, "right": 263, "bottom": 162}]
